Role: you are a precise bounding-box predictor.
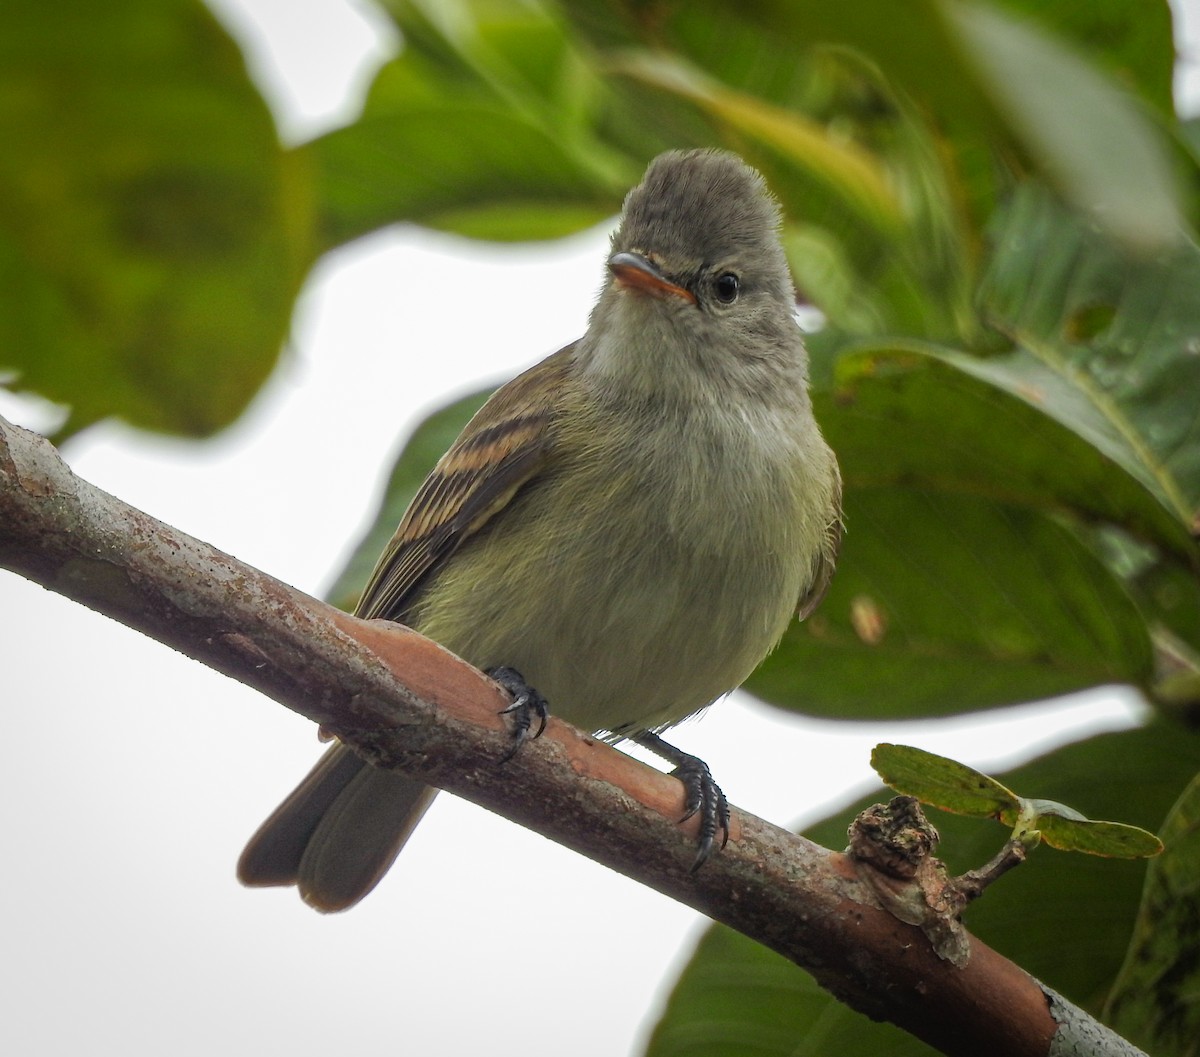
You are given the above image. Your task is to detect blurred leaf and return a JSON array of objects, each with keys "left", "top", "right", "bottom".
[
  {"left": 647, "top": 722, "right": 1200, "bottom": 1055},
  {"left": 816, "top": 342, "right": 1193, "bottom": 556},
  {"left": 379, "top": 0, "right": 576, "bottom": 102},
  {"left": 992, "top": 0, "right": 1175, "bottom": 114},
  {"left": 1133, "top": 559, "right": 1200, "bottom": 655},
  {"left": 0, "top": 0, "right": 309, "bottom": 437},
  {"left": 610, "top": 51, "right": 903, "bottom": 237},
  {"left": 1129, "top": 553, "right": 1200, "bottom": 716},
  {"left": 561, "top": 0, "right": 1184, "bottom": 250},
  {"left": 307, "top": 105, "right": 619, "bottom": 246},
  {"left": 1106, "top": 773, "right": 1200, "bottom": 1056},
  {"left": 871, "top": 743, "right": 1019, "bottom": 817},
  {"left": 325, "top": 387, "right": 491, "bottom": 612},
  {"left": 564, "top": 0, "right": 992, "bottom": 340},
  {"left": 943, "top": 1, "right": 1180, "bottom": 251},
  {"left": 307, "top": 0, "right": 634, "bottom": 248},
  {"left": 980, "top": 185, "right": 1200, "bottom": 524},
  {"left": 746, "top": 486, "right": 1153, "bottom": 719},
  {"left": 643, "top": 923, "right": 939, "bottom": 1057}
]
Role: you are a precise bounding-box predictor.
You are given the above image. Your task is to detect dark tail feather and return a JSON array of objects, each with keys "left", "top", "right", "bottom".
[{"left": 238, "top": 743, "right": 436, "bottom": 912}]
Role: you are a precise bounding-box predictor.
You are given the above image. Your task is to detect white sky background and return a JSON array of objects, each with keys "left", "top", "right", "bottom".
[{"left": 1, "top": 3, "right": 1193, "bottom": 1055}]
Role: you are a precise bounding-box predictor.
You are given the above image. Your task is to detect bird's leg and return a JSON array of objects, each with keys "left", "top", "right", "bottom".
[
  {"left": 486, "top": 666, "right": 549, "bottom": 763},
  {"left": 631, "top": 731, "right": 730, "bottom": 872}
]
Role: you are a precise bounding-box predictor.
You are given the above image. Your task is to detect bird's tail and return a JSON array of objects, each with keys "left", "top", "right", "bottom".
[{"left": 238, "top": 743, "right": 436, "bottom": 912}]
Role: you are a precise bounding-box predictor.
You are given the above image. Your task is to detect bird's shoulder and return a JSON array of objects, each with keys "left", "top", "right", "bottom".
[{"left": 355, "top": 344, "right": 576, "bottom": 621}]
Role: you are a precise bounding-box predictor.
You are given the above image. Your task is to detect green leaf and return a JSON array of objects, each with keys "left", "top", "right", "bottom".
[
  {"left": 746, "top": 486, "right": 1153, "bottom": 719},
  {"left": 1033, "top": 810, "right": 1163, "bottom": 859},
  {"left": 562, "top": 0, "right": 1184, "bottom": 250},
  {"left": 990, "top": 0, "right": 1175, "bottom": 115},
  {"left": 306, "top": 1, "right": 633, "bottom": 249},
  {"left": 325, "top": 388, "right": 490, "bottom": 612},
  {"left": 564, "top": 0, "right": 991, "bottom": 338},
  {"left": 647, "top": 722, "right": 1200, "bottom": 1054},
  {"left": 643, "top": 924, "right": 939, "bottom": 1057},
  {"left": 1126, "top": 548, "right": 1200, "bottom": 714},
  {"left": 872, "top": 745, "right": 1164, "bottom": 856},
  {"left": 0, "top": 0, "right": 309, "bottom": 437},
  {"left": 610, "top": 51, "right": 903, "bottom": 238},
  {"left": 871, "top": 743, "right": 1020, "bottom": 818},
  {"left": 306, "top": 105, "right": 619, "bottom": 246},
  {"left": 817, "top": 342, "right": 1194, "bottom": 556},
  {"left": 763, "top": 184, "right": 1200, "bottom": 721},
  {"left": 980, "top": 185, "right": 1200, "bottom": 525},
  {"left": 1106, "top": 773, "right": 1200, "bottom": 1056},
  {"left": 1132, "top": 560, "right": 1200, "bottom": 661},
  {"left": 943, "top": 1, "right": 1181, "bottom": 251},
  {"left": 879, "top": 724, "right": 1195, "bottom": 997}
]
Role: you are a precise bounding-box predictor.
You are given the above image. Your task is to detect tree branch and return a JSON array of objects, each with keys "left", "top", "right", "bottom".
[{"left": 0, "top": 414, "right": 1144, "bottom": 1057}]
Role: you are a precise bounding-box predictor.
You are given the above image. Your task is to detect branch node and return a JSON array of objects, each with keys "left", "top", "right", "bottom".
[{"left": 847, "top": 796, "right": 971, "bottom": 967}]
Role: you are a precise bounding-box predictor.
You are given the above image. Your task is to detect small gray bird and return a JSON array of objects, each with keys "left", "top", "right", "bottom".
[{"left": 238, "top": 149, "right": 842, "bottom": 911}]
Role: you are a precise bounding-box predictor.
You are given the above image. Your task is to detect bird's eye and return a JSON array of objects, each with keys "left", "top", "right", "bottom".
[{"left": 714, "top": 272, "right": 740, "bottom": 304}]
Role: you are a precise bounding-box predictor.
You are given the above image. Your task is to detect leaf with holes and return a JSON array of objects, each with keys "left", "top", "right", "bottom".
[
  {"left": 1106, "top": 773, "right": 1200, "bottom": 1055},
  {"left": 871, "top": 743, "right": 1020, "bottom": 819},
  {"left": 872, "top": 745, "right": 1164, "bottom": 857}
]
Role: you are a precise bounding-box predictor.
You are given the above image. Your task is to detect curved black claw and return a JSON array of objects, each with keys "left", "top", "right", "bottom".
[
  {"left": 486, "top": 666, "right": 549, "bottom": 763},
  {"left": 631, "top": 732, "right": 730, "bottom": 872},
  {"left": 676, "top": 756, "right": 731, "bottom": 873}
]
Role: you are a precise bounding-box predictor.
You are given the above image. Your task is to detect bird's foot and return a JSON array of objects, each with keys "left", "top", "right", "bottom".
[
  {"left": 676, "top": 755, "right": 731, "bottom": 872},
  {"left": 486, "top": 666, "right": 549, "bottom": 763},
  {"left": 631, "top": 732, "right": 730, "bottom": 872}
]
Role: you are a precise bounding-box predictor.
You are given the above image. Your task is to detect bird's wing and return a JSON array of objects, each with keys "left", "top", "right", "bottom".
[
  {"left": 797, "top": 467, "right": 843, "bottom": 620},
  {"left": 355, "top": 344, "right": 575, "bottom": 623}
]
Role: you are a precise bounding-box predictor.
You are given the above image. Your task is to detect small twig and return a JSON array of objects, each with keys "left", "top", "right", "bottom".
[{"left": 954, "top": 839, "right": 1028, "bottom": 905}]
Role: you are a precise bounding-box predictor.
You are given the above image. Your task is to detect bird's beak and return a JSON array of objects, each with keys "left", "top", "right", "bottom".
[{"left": 608, "top": 251, "right": 696, "bottom": 304}]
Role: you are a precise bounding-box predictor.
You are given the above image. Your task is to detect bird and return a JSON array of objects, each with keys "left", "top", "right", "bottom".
[{"left": 238, "top": 148, "right": 843, "bottom": 912}]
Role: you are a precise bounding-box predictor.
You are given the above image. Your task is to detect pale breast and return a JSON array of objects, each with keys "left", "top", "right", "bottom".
[{"left": 414, "top": 395, "right": 835, "bottom": 738}]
